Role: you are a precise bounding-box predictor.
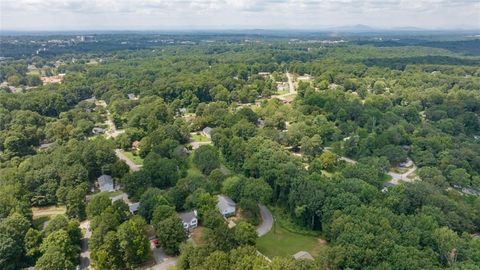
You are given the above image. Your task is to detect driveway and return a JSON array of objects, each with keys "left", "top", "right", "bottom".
[
  {"left": 80, "top": 220, "right": 91, "bottom": 270},
  {"left": 388, "top": 164, "right": 417, "bottom": 185},
  {"left": 257, "top": 204, "right": 273, "bottom": 237},
  {"left": 115, "top": 149, "right": 141, "bottom": 172},
  {"left": 150, "top": 243, "right": 178, "bottom": 270}
]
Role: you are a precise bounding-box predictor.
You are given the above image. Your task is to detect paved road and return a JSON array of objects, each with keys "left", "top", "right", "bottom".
[
  {"left": 257, "top": 204, "right": 273, "bottom": 237},
  {"left": 150, "top": 244, "right": 178, "bottom": 270},
  {"left": 286, "top": 72, "right": 295, "bottom": 94},
  {"left": 79, "top": 220, "right": 91, "bottom": 270},
  {"left": 115, "top": 149, "right": 141, "bottom": 172}
]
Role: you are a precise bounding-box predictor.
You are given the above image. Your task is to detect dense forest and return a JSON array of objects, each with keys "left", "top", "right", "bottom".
[{"left": 1, "top": 32, "right": 479, "bottom": 270}]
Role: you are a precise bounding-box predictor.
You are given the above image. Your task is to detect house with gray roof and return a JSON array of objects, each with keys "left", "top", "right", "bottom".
[
  {"left": 217, "top": 195, "right": 236, "bottom": 217},
  {"left": 129, "top": 202, "right": 140, "bottom": 214},
  {"left": 202, "top": 126, "right": 213, "bottom": 138},
  {"left": 92, "top": 127, "right": 105, "bottom": 135},
  {"left": 293, "top": 251, "right": 314, "bottom": 261},
  {"left": 177, "top": 210, "right": 198, "bottom": 232},
  {"left": 97, "top": 174, "right": 114, "bottom": 192}
]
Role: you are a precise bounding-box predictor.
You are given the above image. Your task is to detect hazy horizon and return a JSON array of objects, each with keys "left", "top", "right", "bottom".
[{"left": 1, "top": 0, "right": 479, "bottom": 31}]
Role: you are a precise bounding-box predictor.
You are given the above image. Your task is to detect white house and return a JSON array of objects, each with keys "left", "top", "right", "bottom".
[
  {"left": 217, "top": 195, "right": 236, "bottom": 217},
  {"left": 177, "top": 210, "right": 198, "bottom": 232}
]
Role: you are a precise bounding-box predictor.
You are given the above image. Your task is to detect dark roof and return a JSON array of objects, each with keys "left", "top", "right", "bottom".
[{"left": 177, "top": 210, "right": 197, "bottom": 223}]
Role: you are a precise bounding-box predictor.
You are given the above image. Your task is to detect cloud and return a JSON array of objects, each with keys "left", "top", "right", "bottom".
[{"left": 1, "top": 0, "right": 479, "bottom": 30}]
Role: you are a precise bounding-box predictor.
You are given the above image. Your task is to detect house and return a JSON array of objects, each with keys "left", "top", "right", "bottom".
[
  {"left": 293, "top": 251, "right": 314, "bottom": 261},
  {"left": 92, "top": 127, "right": 105, "bottom": 135},
  {"left": 97, "top": 175, "right": 114, "bottom": 192},
  {"left": 177, "top": 210, "right": 198, "bottom": 232},
  {"left": 217, "top": 195, "right": 236, "bottom": 217},
  {"left": 258, "top": 72, "right": 271, "bottom": 77},
  {"left": 39, "top": 142, "right": 53, "bottom": 150},
  {"left": 129, "top": 202, "right": 140, "bottom": 214},
  {"left": 132, "top": 140, "right": 141, "bottom": 151},
  {"left": 127, "top": 93, "right": 139, "bottom": 100},
  {"left": 202, "top": 126, "right": 213, "bottom": 139},
  {"left": 40, "top": 74, "right": 64, "bottom": 84},
  {"left": 382, "top": 182, "right": 397, "bottom": 193}
]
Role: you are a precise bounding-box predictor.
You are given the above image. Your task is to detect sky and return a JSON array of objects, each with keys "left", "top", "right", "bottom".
[{"left": 1, "top": 0, "right": 479, "bottom": 31}]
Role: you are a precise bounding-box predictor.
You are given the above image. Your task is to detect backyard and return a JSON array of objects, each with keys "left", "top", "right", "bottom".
[{"left": 256, "top": 209, "right": 327, "bottom": 258}]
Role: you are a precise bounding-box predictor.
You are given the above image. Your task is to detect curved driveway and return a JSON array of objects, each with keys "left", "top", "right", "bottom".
[
  {"left": 257, "top": 204, "right": 273, "bottom": 236},
  {"left": 115, "top": 149, "right": 141, "bottom": 172}
]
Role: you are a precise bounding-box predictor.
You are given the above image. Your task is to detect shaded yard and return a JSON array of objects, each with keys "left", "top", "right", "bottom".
[{"left": 190, "top": 133, "right": 210, "bottom": 142}]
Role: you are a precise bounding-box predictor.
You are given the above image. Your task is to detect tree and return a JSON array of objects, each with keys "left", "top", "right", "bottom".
[
  {"left": 86, "top": 193, "right": 111, "bottom": 219},
  {"left": 35, "top": 249, "right": 75, "bottom": 270},
  {"left": 193, "top": 145, "right": 220, "bottom": 175},
  {"left": 143, "top": 152, "right": 180, "bottom": 188},
  {"left": 37, "top": 229, "right": 79, "bottom": 270},
  {"left": 152, "top": 204, "right": 176, "bottom": 225},
  {"left": 0, "top": 212, "right": 30, "bottom": 269},
  {"left": 433, "top": 227, "right": 460, "bottom": 267},
  {"left": 233, "top": 221, "right": 257, "bottom": 246},
  {"left": 138, "top": 188, "right": 169, "bottom": 223},
  {"left": 117, "top": 216, "right": 150, "bottom": 268},
  {"left": 65, "top": 185, "right": 87, "bottom": 220},
  {"left": 317, "top": 151, "right": 338, "bottom": 171},
  {"left": 155, "top": 216, "right": 187, "bottom": 255},
  {"left": 301, "top": 134, "right": 323, "bottom": 157},
  {"left": 24, "top": 228, "right": 42, "bottom": 261},
  {"left": 92, "top": 231, "right": 125, "bottom": 270}
]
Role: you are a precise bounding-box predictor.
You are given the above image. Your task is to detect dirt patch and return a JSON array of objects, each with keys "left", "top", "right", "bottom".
[{"left": 32, "top": 205, "right": 66, "bottom": 219}]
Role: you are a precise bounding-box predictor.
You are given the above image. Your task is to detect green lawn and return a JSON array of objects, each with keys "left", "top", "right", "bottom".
[
  {"left": 257, "top": 223, "right": 326, "bottom": 258},
  {"left": 256, "top": 208, "right": 326, "bottom": 258},
  {"left": 122, "top": 150, "right": 144, "bottom": 165},
  {"left": 191, "top": 133, "right": 210, "bottom": 142}
]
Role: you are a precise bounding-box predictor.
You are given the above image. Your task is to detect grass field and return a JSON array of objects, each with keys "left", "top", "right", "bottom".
[
  {"left": 122, "top": 150, "right": 144, "bottom": 165},
  {"left": 191, "top": 133, "right": 210, "bottom": 142},
  {"left": 32, "top": 205, "right": 66, "bottom": 229},
  {"left": 256, "top": 208, "right": 326, "bottom": 258},
  {"left": 257, "top": 223, "right": 326, "bottom": 258}
]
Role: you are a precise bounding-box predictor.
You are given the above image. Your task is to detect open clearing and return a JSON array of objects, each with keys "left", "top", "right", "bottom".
[
  {"left": 256, "top": 223, "right": 326, "bottom": 258},
  {"left": 122, "top": 150, "right": 144, "bottom": 165}
]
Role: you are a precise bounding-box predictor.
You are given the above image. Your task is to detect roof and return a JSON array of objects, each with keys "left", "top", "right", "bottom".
[
  {"left": 97, "top": 175, "right": 114, "bottom": 191},
  {"left": 177, "top": 210, "right": 197, "bottom": 223},
  {"left": 217, "top": 195, "right": 236, "bottom": 212},
  {"left": 293, "top": 251, "right": 314, "bottom": 261},
  {"left": 202, "top": 126, "right": 213, "bottom": 135},
  {"left": 129, "top": 202, "right": 140, "bottom": 213}
]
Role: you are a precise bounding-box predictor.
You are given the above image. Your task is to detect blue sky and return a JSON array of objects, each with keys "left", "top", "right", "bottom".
[{"left": 1, "top": 0, "right": 479, "bottom": 31}]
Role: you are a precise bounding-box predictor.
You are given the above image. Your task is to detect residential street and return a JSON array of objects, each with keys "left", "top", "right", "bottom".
[
  {"left": 115, "top": 149, "right": 141, "bottom": 172},
  {"left": 286, "top": 72, "right": 295, "bottom": 94},
  {"left": 257, "top": 204, "right": 273, "bottom": 236},
  {"left": 79, "top": 220, "right": 91, "bottom": 270}
]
